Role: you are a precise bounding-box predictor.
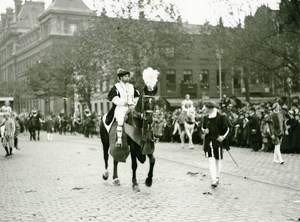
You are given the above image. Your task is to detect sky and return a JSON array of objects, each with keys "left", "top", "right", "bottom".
[{"left": 0, "top": 0, "right": 280, "bottom": 26}]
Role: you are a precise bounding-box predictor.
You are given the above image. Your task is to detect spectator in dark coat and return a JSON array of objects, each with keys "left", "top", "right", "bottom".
[{"left": 247, "top": 107, "right": 261, "bottom": 151}]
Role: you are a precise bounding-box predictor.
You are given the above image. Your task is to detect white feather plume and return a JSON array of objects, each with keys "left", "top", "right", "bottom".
[{"left": 142, "top": 67, "right": 160, "bottom": 90}]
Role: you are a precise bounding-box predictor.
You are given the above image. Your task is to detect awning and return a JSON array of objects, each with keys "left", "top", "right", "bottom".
[
  {"left": 166, "top": 98, "right": 199, "bottom": 107},
  {"left": 0, "top": 97, "right": 14, "bottom": 102}
]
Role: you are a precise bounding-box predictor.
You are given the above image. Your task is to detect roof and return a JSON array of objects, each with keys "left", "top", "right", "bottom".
[
  {"left": 16, "top": 1, "right": 44, "bottom": 30},
  {"left": 181, "top": 23, "right": 214, "bottom": 35},
  {"left": 49, "top": 0, "right": 91, "bottom": 12}
]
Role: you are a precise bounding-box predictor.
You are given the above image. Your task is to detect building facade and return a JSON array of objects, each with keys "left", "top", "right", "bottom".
[
  {"left": 0, "top": 0, "right": 93, "bottom": 114},
  {"left": 1, "top": 0, "right": 271, "bottom": 115}
]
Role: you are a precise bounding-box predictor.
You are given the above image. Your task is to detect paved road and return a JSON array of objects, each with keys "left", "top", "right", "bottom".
[{"left": 0, "top": 132, "right": 299, "bottom": 222}]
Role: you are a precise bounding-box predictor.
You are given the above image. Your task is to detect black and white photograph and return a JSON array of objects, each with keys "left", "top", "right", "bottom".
[{"left": 0, "top": 0, "right": 299, "bottom": 221}]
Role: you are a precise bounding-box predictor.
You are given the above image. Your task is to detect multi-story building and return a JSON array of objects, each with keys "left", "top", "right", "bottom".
[{"left": 0, "top": 0, "right": 93, "bottom": 114}]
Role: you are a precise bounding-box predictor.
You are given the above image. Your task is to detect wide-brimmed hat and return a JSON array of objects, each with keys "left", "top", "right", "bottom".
[
  {"left": 204, "top": 100, "right": 217, "bottom": 109},
  {"left": 117, "top": 68, "right": 131, "bottom": 77}
]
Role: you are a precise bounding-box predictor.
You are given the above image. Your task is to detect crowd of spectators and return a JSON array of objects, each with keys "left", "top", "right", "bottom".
[{"left": 152, "top": 95, "right": 300, "bottom": 154}]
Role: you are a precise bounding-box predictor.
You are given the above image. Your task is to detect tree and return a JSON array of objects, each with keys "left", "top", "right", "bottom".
[
  {"left": 27, "top": 44, "right": 75, "bottom": 114},
  {"left": 74, "top": 0, "right": 187, "bottom": 108},
  {"left": 208, "top": 2, "right": 300, "bottom": 103}
]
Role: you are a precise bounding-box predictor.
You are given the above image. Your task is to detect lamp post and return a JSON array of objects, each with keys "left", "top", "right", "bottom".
[
  {"left": 216, "top": 48, "right": 223, "bottom": 100},
  {"left": 287, "top": 77, "right": 292, "bottom": 108}
]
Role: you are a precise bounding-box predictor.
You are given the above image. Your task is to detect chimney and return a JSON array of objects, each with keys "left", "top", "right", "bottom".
[
  {"left": 5, "top": 8, "right": 14, "bottom": 29},
  {"left": 1, "top": 13, "right": 7, "bottom": 30},
  {"left": 139, "top": 11, "right": 145, "bottom": 20},
  {"left": 14, "top": 0, "right": 22, "bottom": 17}
]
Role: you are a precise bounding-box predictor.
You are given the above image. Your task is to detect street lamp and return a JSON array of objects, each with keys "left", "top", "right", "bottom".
[
  {"left": 287, "top": 77, "right": 292, "bottom": 108},
  {"left": 216, "top": 48, "right": 223, "bottom": 100}
]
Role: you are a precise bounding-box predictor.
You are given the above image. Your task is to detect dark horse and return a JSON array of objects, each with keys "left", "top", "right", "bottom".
[
  {"left": 100, "top": 87, "right": 156, "bottom": 192},
  {"left": 28, "top": 114, "right": 42, "bottom": 141}
]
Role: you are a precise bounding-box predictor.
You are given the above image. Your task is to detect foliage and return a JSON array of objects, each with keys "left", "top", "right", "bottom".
[
  {"left": 208, "top": 1, "right": 300, "bottom": 102},
  {"left": 26, "top": 44, "right": 75, "bottom": 112},
  {"left": 74, "top": 0, "right": 186, "bottom": 108}
]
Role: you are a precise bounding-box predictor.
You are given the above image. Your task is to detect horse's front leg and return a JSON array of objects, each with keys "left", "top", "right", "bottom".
[
  {"left": 102, "top": 146, "right": 109, "bottom": 180},
  {"left": 186, "top": 126, "right": 194, "bottom": 149},
  {"left": 33, "top": 130, "right": 36, "bottom": 141},
  {"left": 37, "top": 130, "right": 40, "bottom": 141},
  {"left": 145, "top": 154, "right": 155, "bottom": 187},
  {"left": 113, "top": 160, "right": 120, "bottom": 186},
  {"left": 180, "top": 129, "right": 185, "bottom": 149},
  {"left": 130, "top": 149, "right": 140, "bottom": 192}
]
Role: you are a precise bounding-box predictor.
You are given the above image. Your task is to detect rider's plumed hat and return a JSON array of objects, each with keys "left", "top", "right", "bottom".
[{"left": 117, "top": 68, "right": 131, "bottom": 77}]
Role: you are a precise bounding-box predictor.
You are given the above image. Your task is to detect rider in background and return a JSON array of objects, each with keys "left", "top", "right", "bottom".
[
  {"left": 106, "top": 68, "right": 140, "bottom": 148},
  {"left": 0, "top": 100, "right": 12, "bottom": 114},
  {"left": 181, "top": 94, "right": 194, "bottom": 113}
]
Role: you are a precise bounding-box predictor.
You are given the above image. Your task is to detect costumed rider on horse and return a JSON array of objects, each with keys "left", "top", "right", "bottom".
[{"left": 105, "top": 68, "right": 140, "bottom": 148}]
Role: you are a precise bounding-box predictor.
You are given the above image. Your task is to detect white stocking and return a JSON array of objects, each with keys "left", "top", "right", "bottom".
[{"left": 208, "top": 157, "right": 217, "bottom": 182}]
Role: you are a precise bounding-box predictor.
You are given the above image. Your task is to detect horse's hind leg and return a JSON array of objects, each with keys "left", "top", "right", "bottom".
[
  {"left": 145, "top": 154, "right": 155, "bottom": 187},
  {"left": 186, "top": 127, "right": 194, "bottom": 149},
  {"left": 130, "top": 150, "right": 140, "bottom": 192},
  {"left": 180, "top": 130, "right": 185, "bottom": 149},
  {"left": 100, "top": 122, "right": 109, "bottom": 180},
  {"left": 113, "top": 160, "right": 120, "bottom": 186}
]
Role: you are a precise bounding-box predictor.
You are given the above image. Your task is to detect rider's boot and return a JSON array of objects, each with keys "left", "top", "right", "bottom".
[{"left": 115, "top": 125, "right": 123, "bottom": 148}]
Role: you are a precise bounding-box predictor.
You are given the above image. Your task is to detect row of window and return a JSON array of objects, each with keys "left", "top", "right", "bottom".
[{"left": 165, "top": 69, "right": 211, "bottom": 92}]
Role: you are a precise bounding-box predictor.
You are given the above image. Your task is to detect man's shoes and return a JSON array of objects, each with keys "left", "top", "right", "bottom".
[
  {"left": 211, "top": 181, "right": 218, "bottom": 188},
  {"left": 280, "top": 161, "right": 285, "bottom": 165}
]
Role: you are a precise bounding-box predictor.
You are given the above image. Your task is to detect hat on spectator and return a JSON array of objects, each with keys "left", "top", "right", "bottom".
[
  {"left": 249, "top": 107, "right": 256, "bottom": 112},
  {"left": 204, "top": 100, "right": 217, "bottom": 109}
]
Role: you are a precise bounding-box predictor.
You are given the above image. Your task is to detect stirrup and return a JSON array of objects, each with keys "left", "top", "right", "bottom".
[{"left": 115, "top": 140, "right": 122, "bottom": 148}]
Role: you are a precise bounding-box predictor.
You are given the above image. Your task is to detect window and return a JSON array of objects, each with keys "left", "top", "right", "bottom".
[
  {"left": 70, "top": 24, "right": 77, "bottom": 34},
  {"left": 181, "top": 42, "right": 193, "bottom": 60},
  {"left": 166, "top": 69, "right": 176, "bottom": 93},
  {"left": 94, "top": 103, "right": 98, "bottom": 114},
  {"left": 100, "top": 103, "right": 104, "bottom": 115},
  {"left": 183, "top": 70, "right": 193, "bottom": 84},
  {"left": 199, "top": 69, "right": 209, "bottom": 89},
  {"left": 233, "top": 69, "right": 241, "bottom": 89}
]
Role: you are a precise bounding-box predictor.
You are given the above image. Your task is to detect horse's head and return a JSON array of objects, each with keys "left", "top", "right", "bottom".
[
  {"left": 142, "top": 95, "right": 156, "bottom": 124},
  {"left": 185, "top": 108, "right": 196, "bottom": 123},
  {"left": 130, "top": 85, "right": 156, "bottom": 125}
]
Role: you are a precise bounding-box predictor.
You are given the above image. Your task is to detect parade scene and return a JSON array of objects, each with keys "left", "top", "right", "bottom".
[{"left": 0, "top": 0, "right": 300, "bottom": 221}]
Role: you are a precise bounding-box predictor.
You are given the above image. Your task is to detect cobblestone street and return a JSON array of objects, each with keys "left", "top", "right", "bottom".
[{"left": 0, "top": 133, "right": 299, "bottom": 222}]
